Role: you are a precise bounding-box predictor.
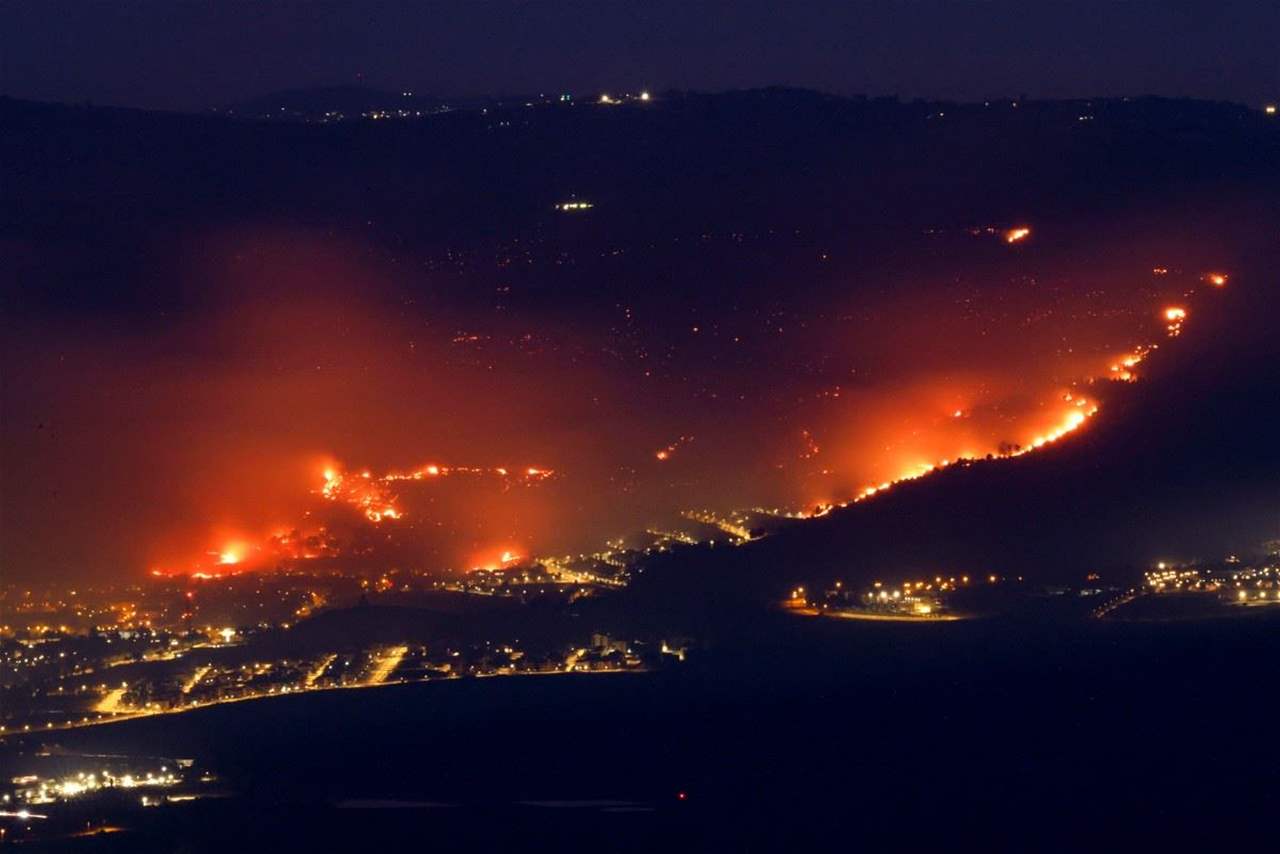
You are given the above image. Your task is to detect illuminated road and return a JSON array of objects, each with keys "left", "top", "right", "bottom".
[
  {"left": 365, "top": 646, "right": 408, "bottom": 685},
  {"left": 789, "top": 607, "right": 964, "bottom": 623},
  {"left": 93, "top": 687, "right": 128, "bottom": 714},
  {"left": 305, "top": 654, "right": 337, "bottom": 687},
  {"left": 681, "top": 510, "right": 754, "bottom": 542},
  {"left": 181, "top": 665, "right": 211, "bottom": 694},
  {"left": 1092, "top": 589, "right": 1141, "bottom": 619}
]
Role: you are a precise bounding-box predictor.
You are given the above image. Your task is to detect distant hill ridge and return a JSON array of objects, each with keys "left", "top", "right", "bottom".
[{"left": 225, "top": 84, "right": 452, "bottom": 118}]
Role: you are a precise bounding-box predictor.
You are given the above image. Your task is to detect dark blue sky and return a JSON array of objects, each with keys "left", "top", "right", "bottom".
[{"left": 2, "top": 0, "right": 1277, "bottom": 110}]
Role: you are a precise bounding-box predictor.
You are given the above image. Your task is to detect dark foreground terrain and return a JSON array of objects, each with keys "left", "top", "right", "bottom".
[{"left": 7, "top": 608, "right": 1278, "bottom": 851}]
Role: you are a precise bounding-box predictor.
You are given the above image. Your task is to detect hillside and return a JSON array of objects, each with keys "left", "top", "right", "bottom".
[{"left": 608, "top": 258, "right": 1280, "bottom": 630}]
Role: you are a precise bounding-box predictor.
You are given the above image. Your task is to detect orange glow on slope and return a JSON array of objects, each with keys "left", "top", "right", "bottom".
[
  {"left": 317, "top": 466, "right": 399, "bottom": 522},
  {"left": 210, "top": 540, "right": 254, "bottom": 567},
  {"left": 379, "top": 462, "right": 555, "bottom": 484},
  {"left": 1004, "top": 227, "right": 1031, "bottom": 243},
  {"left": 149, "top": 454, "right": 562, "bottom": 578},
  {"left": 798, "top": 289, "right": 1208, "bottom": 519},
  {"left": 1108, "top": 345, "right": 1153, "bottom": 382},
  {"left": 166, "top": 281, "right": 1210, "bottom": 573},
  {"left": 111, "top": 232, "right": 1230, "bottom": 583},
  {"left": 470, "top": 547, "right": 524, "bottom": 571},
  {"left": 803, "top": 393, "right": 1103, "bottom": 516},
  {"left": 315, "top": 460, "right": 557, "bottom": 524}
]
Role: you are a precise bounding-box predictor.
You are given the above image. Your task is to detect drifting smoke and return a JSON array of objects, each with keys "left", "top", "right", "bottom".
[{"left": 1, "top": 223, "right": 1236, "bottom": 580}]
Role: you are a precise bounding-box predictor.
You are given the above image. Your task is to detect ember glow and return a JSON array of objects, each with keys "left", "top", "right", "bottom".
[
  {"left": 470, "top": 547, "right": 525, "bottom": 571},
  {"left": 654, "top": 436, "right": 694, "bottom": 462},
  {"left": 317, "top": 460, "right": 556, "bottom": 523},
  {"left": 811, "top": 392, "right": 1103, "bottom": 514}
]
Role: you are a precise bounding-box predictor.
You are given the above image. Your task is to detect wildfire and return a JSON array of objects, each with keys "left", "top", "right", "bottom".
[
  {"left": 470, "top": 547, "right": 524, "bottom": 571},
  {"left": 316, "top": 459, "right": 557, "bottom": 524},
  {"left": 1004, "top": 227, "right": 1031, "bottom": 244},
  {"left": 317, "top": 467, "right": 400, "bottom": 522},
  {"left": 806, "top": 394, "right": 1102, "bottom": 516},
  {"left": 655, "top": 435, "right": 694, "bottom": 461},
  {"left": 1108, "top": 345, "right": 1152, "bottom": 382},
  {"left": 1014, "top": 406, "right": 1094, "bottom": 453},
  {"left": 804, "top": 288, "right": 1213, "bottom": 518},
  {"left": 380, "top": 462, "right": 555, "bottom": 484},
  {"left": 140, "top": 256, "right": 1226, "bottom": 587}
]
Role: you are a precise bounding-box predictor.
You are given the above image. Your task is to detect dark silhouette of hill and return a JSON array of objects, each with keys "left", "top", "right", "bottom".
[
  {"left": 5, "top": 90, "right": 1278, "bottom": 247},
  {"left": 225, "top": 85, "right": 450, "bottom": 119}
]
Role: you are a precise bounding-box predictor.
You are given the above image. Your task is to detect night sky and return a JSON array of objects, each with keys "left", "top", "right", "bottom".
[{"left": 2, "top": 0, "right": 1277, "bottom": 110}]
